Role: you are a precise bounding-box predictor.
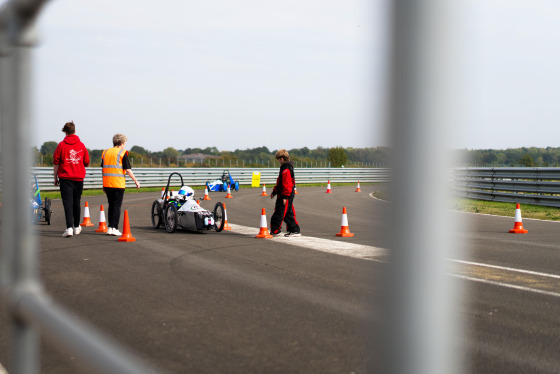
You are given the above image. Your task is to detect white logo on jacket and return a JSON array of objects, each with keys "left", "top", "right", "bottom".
[{"left": 66, "top": 149, "right": 83, "bottom": 164}]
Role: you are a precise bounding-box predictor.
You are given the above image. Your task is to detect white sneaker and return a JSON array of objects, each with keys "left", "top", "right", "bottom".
[
  {"left": 62, "top": 228, "right": 73, "bottom": 237},
  {"left": 106, "top": 227, "right": 114, "bottom": 235},
  {"left": 73, "top": 226, "right": 82, "bottom": 235},
  {"left": 111, "top": 229, "right": 122, "bottom": 236}
]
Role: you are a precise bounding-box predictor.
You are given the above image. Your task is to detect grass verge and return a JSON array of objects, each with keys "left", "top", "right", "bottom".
[{"left": 371, "top": 190, "right": 560, "bottom": 221}]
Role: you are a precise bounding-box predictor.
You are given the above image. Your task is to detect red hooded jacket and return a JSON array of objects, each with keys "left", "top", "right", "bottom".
[{"left": 53, "top": 135, "right": 90, "bottom": 181}]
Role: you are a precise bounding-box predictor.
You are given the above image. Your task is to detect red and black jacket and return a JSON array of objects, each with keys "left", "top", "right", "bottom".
[{"left": 272, "top": 161, "right": 295, "bottom": 198}]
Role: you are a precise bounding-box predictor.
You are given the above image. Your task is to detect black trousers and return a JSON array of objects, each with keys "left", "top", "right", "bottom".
[
  {"left": 270, "top": 194, "right": 300, "bottom": 234},
  {"left": 59, "top": 178, "right": 84, "bottom": 229},
  {"left": 104, "top": 187, "right": 125, "bottom": 229}
]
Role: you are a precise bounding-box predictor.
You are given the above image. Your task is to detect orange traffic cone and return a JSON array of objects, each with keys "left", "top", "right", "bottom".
[
  {"left": 80, "top": 201, "right": 94, "bottom": 227},
  {"left": 336, "top": 207, "right": 354, "bottom": 237},
  {"left": 223, "top": 203, "right": 232, "bottom": 231},
  {"left": 294, "top": 186, "right": 299, "bottom": 195},
  {"left": 161, "top": 187, "right": 165, "bottom": 198},
  {"left": 255, "top": 208, "right": 273, "bottom": 238},
  {"left": 225, "top": 186, "right": 233, "bottom": 198},
  {"left": 509, "top": 203, "right": 528, "bottom": 233},
  {"left": 355, "top": 181, "right": 361, "bottom": 192},
  {"left": 95, "top": 205, "right": 108, "bottom": 233},
  {"left": 326, "top": 180, "right": 332, "bottom": 193},
  {"left": 202, "top": 186, "right": 211, "bottom": 200},
  {"left": 118, "top": 210, "right": 136, "bottom": 242},
  {"left": 196, "top": 199, "right": 200, "bottom": 205},
  {"left": 261, "top": 184, "right": 268, "bottom": 196}
]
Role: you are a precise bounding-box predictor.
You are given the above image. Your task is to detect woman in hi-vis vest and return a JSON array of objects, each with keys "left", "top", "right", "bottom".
[{"left": 101, "top": 133, "right": 141, "bottom": 236}]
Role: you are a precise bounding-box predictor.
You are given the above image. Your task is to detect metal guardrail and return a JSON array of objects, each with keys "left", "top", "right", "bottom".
[
  {"left": 31, "top": 166, "right": 391, "bottom": 191},
  {"left": 454, "top": 167, "right": 560, "bottom": 207}
]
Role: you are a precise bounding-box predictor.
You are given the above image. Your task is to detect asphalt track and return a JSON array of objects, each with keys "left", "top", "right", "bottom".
[{"left": 1, "top": 185, "right": 560, "bottom": 373}]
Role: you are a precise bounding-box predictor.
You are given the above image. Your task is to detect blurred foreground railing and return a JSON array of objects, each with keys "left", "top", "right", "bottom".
[{"left": 0, "top": 1, "right": 163, "bottom": 373}]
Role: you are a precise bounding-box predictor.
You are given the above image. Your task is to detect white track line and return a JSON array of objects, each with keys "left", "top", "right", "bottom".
[
  {"left": 450, "top": 259, "right": 560, "bottom": 280},
  {"left": 450, "top": 273, "right": 560, "bottom": 299},
  {"left": 227, "top": 223, "right": 387, "bottom": 260}
]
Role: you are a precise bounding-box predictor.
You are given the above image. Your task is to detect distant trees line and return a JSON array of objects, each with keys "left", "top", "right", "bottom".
[
  {"left": 32, "top": 143, "right": 390, "bottom": 168},
  {"left": 454, "top": 147, "right": 560, "bottom": 167}
]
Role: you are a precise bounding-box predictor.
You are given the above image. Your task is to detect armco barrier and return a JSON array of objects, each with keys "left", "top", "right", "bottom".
[
  {"left": 31, "top": 167, "right": 391, "bottom": 191},
  {"left": 454, "top": 167, "right": 560, "bottom": 207}
]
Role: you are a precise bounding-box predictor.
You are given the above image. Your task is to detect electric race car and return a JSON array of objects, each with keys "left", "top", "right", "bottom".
[
  {"left": 151, "top": 172, "right": 225, "bottom": 233},
  {"left": 206, "top": 169, "right": 239, "bottom": 192}
]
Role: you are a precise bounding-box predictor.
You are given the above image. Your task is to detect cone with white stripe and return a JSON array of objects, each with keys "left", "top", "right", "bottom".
[
  {"left": 326, "top": 180, "right": 332, "bottom": 193},
  {"left": 95, "top": 205, "right": 108, "bottom": 233},
  {"left": 355, "top": 181, "right": 361, "bottom": 192},
  {"left": 80, "top": 201, "right": 94, "bottom": 227},
  {"left": 336, "top": 207, "right": 354, "bottom": 237},
  {"left": 294, "top": 186, "right": 299, "bottom": 195},
  {"left": 225, "top": 185, "right": 233, "bottom": 198},
  {"left": 202, "top": 185, "right": 211, "bottom": 200},
  {"left": 509, "top": 203, "right": 528, "bottom": 234},
  {"left": 255, "top": 208, "right": 273, "bottom": 238},
  {"left": 223, "top": 203, "right": 232, "bottom": 231},
  {"left": 261, "top": 184, "right": 268, "bottom": 196}
]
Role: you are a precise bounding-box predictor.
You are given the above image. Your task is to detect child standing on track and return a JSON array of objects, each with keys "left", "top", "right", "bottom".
[{"left": 270, "top": 149, "right": 300, "bottom": 237}]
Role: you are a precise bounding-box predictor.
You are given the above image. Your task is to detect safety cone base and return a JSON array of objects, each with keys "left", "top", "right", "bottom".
[
  {"left": 80, "top": 222, "right": 94, "bottom": 227},
  {"left": 509, "top": 227, "right": 528, "bottom": 234},
  {"left": 256, "top": 231, "right": 273, "bottom": 239},
  {"left": 95, "top": 227, "right": 108, "bottom": 233},
  {"left": 336, "top": 230, "right": 354, "bottom": 237}
]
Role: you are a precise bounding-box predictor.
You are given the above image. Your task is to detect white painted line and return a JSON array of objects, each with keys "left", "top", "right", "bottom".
[
  {"left": 228, "top": 223, "right": 388, "bottom": 260},
  {"left": 450, "top": 259, "right": 560, "bottom": 280},
  {"left": 449, "top": 273, "right": 560, "bottom": 299}
]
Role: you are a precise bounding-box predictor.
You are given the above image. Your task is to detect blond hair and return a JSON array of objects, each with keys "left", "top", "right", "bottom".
[
  {"left": 112, "top": 133, "right": 127, "bottom": 147},
  {"left": 275, "top": 149, "right": 290, "bottom": 161}
]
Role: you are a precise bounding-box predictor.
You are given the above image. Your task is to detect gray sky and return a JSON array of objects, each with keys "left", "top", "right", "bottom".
[{"left": 23, "top": 0, "right": 560, "bottom": 152}]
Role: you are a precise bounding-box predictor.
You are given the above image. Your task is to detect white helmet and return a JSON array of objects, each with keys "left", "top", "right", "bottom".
[{"left": 178, "top": 186, "right": 195, "bottom": 200}]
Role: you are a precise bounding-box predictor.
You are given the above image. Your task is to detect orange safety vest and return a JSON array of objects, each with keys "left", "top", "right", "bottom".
[{"left": 101, "top": 147, "right": 126, "bottom": 188}]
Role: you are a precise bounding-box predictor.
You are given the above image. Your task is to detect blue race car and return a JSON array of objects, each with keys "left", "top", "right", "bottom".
[
  {"left": 31, "top": 173, "right": 52, "bottom": 225},
  {"left": 206, "top": 170, "right": 239, "bottom": 192}
]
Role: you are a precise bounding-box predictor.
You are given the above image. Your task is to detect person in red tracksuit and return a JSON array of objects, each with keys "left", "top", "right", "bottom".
[
  {"left": 53, "top": 121, "right": 90, "bottom": 237},
  {"left": 270, "top": 149, "right": 300, "bottom": 237}
]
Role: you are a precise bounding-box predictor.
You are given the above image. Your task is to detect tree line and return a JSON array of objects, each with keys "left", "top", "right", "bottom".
[
  {"left": 32, "top": 143, "right": 390, "bottom": 168},
  {"left": 454, "top": 147, "right": 560, "bottom": 167}
]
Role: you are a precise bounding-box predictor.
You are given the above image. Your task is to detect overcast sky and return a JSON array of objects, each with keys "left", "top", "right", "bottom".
[{"left": 21, "top": 0, "right": 560, "bottom": 152}]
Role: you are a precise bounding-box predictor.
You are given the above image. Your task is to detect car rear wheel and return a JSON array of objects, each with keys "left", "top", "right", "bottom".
[
  {"left": 44, "top": 198, "right": 51, "bottom": 225},
  {"left": 151, "top": 200, "right": 162, "bottom": 229}
]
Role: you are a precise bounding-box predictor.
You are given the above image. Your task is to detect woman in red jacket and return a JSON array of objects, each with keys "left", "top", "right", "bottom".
[{"left": 53, "top": 121, "right": 90, "bottom": 237}]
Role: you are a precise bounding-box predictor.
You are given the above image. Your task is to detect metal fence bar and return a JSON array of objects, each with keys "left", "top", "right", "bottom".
[
  {"left": 0, "top": 2, "right": 163, "bottom": 373},
  {"left": 27, "top": 167, "right": 391, "bottom": 191},
  {"left": 454, "top": 167, "right": 560, "bottom": 207}
]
